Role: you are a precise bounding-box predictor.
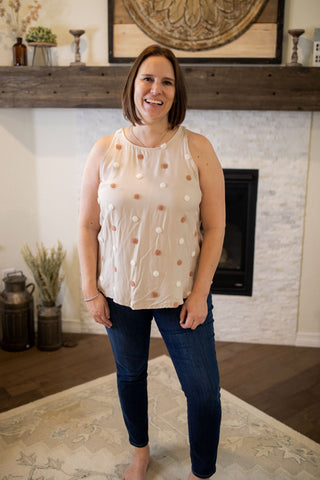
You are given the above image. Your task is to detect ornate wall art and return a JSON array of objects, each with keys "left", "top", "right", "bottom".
[
  {"left": 108, "top": 0, "right": 285, "bottom": 64},
  {"left": 123, "top": 0, "right": 268, "bottom": 51}
]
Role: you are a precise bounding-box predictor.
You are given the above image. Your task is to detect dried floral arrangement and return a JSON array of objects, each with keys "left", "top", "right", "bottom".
[
  {"left": 21, "top": 241, "right": 66, "bottom": 306},
  {"left": 0, "top": 0, "right": 41, "bottom": 38}
]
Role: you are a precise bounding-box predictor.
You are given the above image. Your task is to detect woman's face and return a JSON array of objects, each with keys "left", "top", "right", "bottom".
[{"left": 133, "top": 55, "right": 176, "bottom": 125}]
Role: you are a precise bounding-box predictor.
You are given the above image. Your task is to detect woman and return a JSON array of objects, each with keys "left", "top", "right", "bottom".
[{"left": 78, "top": 45, "right": 225, "bottom": 480}]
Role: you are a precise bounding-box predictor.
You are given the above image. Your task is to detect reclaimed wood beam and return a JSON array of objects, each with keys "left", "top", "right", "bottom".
[{"left": 0, "top": 65, "right": 319, "bottom": 110}]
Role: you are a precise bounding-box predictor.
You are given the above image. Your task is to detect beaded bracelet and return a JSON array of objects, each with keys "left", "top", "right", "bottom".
[{"left": 84, "top": 292, "right": 100, "bottom": 302}]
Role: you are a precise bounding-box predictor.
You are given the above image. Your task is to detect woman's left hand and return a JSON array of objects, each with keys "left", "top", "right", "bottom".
[{"left": 179, "top": 292, "right": 208, "bottom": 330}]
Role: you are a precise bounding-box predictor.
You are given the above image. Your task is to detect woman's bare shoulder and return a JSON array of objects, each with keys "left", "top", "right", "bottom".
[
  {"left": 186, "top": 128, "right": 210, "bottom": 147},
  {"left": 185, "top": 129, "right": 220, "bottom": 168},
  {"left": 91, "top": 134, "right": 114, "bottom": 157},
  {"left": 85, "top": 133, "right": 114, "bottom": 169}
]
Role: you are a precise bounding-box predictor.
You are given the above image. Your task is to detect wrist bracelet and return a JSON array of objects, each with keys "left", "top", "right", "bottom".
[{"left": 84, "top": 292, "right": 100, "bottom": 302}]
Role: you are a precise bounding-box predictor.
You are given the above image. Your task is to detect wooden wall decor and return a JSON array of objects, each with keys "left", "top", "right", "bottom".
[
  {"left": 109, "top": 0, "right": 285, "bottom": 64},
  {"left": 122, "top": 0, "right": 268, "bottom": 51}
]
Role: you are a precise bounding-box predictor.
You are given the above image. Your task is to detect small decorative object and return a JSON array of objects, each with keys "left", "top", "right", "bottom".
[
  {"left": 313, "top": 28, "right": 320, "bottom": 67},
  {"left": 69, "top": 29, "right": 85, "bottom": 66},
  {"left": 21, "top": 241, "right": 66, "bottom": 351},
  {"left": 26, "top": 26, "right": 57, "bottom": 65},
  {"left": 0, "top": 271, "right": 35, "bottom": 351},
  {"left": 13, "top": 36, "right": 27, "bottom": 65},
  {"left": 287, "top": 28, "right": 305, "bottom": 66}
]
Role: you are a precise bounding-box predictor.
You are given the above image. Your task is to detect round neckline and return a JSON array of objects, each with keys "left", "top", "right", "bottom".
[{"left": 121, "top": 125, "right": 182, "bottom": 150}]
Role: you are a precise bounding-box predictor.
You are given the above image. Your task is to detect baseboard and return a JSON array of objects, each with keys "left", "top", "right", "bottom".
[
  {"left": 62, "top": 318, "right": 105, "bottom": 335},
  {"left": 295, "top": 332, "right": 320, "bottom": 348}
]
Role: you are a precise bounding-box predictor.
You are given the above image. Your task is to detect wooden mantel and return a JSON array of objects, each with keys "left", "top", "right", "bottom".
[{"left": 0, "top": 65, "right": 319, "bottom": 110}]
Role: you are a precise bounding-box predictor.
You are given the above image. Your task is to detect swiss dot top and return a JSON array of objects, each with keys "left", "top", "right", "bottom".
[{"left": 97, "top": 126, "right": 202, "bottom": 309}]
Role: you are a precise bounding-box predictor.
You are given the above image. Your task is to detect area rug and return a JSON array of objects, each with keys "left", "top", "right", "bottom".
[{"left": 0, "top": 355, "right": 319, "bottom": 479}]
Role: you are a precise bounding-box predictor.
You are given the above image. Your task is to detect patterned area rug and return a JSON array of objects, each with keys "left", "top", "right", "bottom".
[{"left": 0, "top": 355, "right": 319, "bottom": 479}]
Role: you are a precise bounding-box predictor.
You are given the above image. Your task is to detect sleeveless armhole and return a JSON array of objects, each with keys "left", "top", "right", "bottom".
[
  {"left": 99, "top": 130, "right": 121, "bottom": 180},
  {"left": 183, "top": 127, "right": 200, "bottom": 183}
]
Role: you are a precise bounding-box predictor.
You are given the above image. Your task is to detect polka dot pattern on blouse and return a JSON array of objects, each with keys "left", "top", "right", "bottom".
[{"left": 97, "top": 126, "right": 202, "bottom": 310}]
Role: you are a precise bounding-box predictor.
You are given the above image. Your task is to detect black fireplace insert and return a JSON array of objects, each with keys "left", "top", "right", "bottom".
[{"left": 211, "top": 169, "right": 259, "bottom": 296}]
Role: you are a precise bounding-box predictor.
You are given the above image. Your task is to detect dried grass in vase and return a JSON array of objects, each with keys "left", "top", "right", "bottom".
[{"left": 21, "top": 241, "right": 66, "bottom": 306}]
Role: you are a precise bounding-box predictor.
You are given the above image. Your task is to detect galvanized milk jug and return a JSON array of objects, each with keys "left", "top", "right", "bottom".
[{"left": 0, "top": 271, "right": 35, "bottom": 351}]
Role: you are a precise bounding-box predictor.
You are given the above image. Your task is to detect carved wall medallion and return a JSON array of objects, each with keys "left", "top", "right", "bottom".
[{"left": 123, "top": 0, "right": 269, "bottom": 51}]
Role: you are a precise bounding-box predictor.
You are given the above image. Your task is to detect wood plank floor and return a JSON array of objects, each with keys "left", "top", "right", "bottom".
[{"left": 0, "top": 334, "right": 319, "bottom": 444}]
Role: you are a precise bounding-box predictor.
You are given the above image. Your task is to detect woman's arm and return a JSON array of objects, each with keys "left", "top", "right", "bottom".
[
  {"left": 78, "top": 135, "right": 113, "bottom": 327},
  {"left": 180, "top": 130, "right": 225, "bottom": 330}
]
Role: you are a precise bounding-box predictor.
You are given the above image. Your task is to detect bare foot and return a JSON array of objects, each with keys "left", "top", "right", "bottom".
[
  {"left": 188, "top": 472, "right": 210, "bottom": 480},
  {"left": 122, "top": 445, "right": 150, "bottom": 480}
]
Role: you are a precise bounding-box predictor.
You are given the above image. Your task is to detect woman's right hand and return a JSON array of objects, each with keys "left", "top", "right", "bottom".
[{"left": 85, "top": 294, "right": 112, "bottom": 328}]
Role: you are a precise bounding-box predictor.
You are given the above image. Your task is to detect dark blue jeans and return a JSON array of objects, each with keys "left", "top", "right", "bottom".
[{"left": 106, "top": 295, "right": 221, "bottom": 478}]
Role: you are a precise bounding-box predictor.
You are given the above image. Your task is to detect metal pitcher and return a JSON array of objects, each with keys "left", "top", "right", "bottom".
[{"left": 0, "top": 271, "right": 35, "bottom": 351}]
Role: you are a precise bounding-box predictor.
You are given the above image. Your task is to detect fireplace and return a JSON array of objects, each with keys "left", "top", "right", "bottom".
[{"left": 211, "top": 169, "right": 259, "bottom": 296}]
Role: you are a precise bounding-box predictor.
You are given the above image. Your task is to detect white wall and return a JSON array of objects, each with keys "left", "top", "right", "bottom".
[
  {"left": 0, "top": 1, "right": 319, "bottom": 345},
  {"left": 0, "top": 109, "right": 81, "bottom": 321},
  {"left": 283, "top": 0, "right": 320, "bottom": 65},
  {"left": 0, "top": 0, "right": 108, "bottom": 66},
  {"left": 297, "top": 113, "right": 320, "bottom": 346},
  {"left": 283, "top": 0, "right": 320, "bottom": 346}
]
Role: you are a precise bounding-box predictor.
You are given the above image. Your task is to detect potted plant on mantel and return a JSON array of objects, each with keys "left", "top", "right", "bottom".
[
  {"left": 25, "top": 25, "right": 57, "bottom": 65},
  {"left": 21, "top": 241, "right": 66, "bottom": 351}
]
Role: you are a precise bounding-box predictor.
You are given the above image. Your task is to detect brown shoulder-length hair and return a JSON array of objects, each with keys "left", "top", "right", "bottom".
[{"left": 122, "top": 45, "right": 187, "bottom": 129}]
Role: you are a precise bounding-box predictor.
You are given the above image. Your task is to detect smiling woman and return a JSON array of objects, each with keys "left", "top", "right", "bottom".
[{"left": 78, "top": 44, "right": 225, "bottom": 480}]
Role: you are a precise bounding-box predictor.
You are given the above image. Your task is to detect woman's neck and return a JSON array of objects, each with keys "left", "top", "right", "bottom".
[{"left": 130, "top": 122, "right": 174, "bottom": 148}]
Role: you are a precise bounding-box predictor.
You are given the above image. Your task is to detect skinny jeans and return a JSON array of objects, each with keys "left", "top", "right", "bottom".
[{"left": 105, "top": 295, "right": 221, "bottom": 479}]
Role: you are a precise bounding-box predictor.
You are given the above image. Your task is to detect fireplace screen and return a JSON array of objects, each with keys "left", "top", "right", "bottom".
[{"left": 211, "top": 169, "right": 259, "bottom": 296}]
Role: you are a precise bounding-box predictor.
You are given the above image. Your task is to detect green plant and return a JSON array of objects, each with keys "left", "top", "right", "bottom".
[
  {"left": 21, "top": 241, "right": 66, "bottom": 306},
  {"left": 26, "top": 25, "right": 56, "bottom": 43},
  {"left": 0, "top": 0, "right": 41, "bottom": 38}
]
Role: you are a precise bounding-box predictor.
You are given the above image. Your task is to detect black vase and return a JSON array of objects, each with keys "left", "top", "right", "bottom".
[{"left": 13, "top": 37, "right": 28, "bottom": 66}]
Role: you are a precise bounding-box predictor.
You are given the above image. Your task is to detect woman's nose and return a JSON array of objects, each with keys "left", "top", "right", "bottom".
[{"left": 150, "top": 81, "right": 161, "bottom": 94}]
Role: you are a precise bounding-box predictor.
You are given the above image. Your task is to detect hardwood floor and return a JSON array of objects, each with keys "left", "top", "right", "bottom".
[{"left": 0, "top": 333, "right": 319, "bottom": 444}]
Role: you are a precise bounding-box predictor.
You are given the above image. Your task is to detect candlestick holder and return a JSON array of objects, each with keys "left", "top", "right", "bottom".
[
  {"left": 69, "top": 29, "right": 85, "bottom": 66},
  {"left": 287, "top": 29, "right": 305, "bottom": 66}
]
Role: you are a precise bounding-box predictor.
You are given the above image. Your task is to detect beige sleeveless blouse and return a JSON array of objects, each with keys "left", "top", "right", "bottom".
[{"left": 97, "top": 126, "right": 202, "bottom": 309}]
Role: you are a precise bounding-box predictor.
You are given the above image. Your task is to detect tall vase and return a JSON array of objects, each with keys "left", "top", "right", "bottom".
[{"left": 13, "top": 37, "right": 28, "bottom": 66}]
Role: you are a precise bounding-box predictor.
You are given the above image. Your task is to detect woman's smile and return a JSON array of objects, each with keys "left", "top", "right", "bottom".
[{"left": 145, "top": 98, "right": 163, "bottom": 105}]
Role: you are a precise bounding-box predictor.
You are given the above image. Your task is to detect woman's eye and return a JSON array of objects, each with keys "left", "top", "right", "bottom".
[
  {"left": 164, "top": 80, "right": 173, "bottom": 86},
  {"left": 143, "top": 77, "right": 152, "bottom": 82}
]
